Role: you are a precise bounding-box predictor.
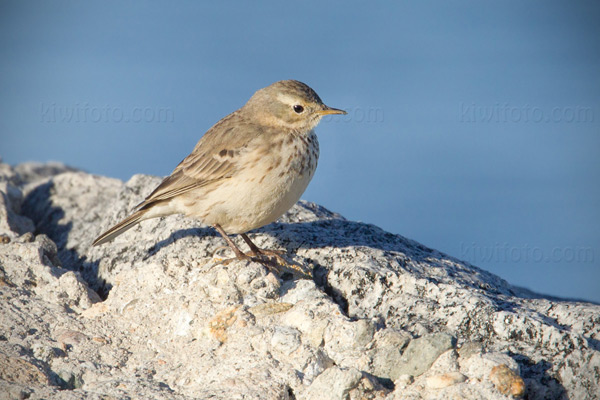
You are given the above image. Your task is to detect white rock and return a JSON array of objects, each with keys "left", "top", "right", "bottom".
[
  {"left": 300, "top": 366, "right": 362, "bottom": 400},
  {"left": 0, "top": 162, "right": 598, "bottom": 400},
  {"left": 425, "top": 372, "right": 467, "bottom": 389}
]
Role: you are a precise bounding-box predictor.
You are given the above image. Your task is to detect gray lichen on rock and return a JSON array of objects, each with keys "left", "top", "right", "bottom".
[{"left": 0, "top": 161, "right": 599, "bottom": 399}]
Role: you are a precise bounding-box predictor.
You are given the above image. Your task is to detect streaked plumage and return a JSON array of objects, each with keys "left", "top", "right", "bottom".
[{"left": 93, "top": 80, "right": 346, "bottom": 261}]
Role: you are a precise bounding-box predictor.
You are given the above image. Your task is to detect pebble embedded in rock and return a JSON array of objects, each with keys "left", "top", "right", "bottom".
[
  {"left": 393, "top": 332, "right": 456, "bottom": 378},
  {"left": 425, "top": 371, "right": 467, "bottom": 389},
  {"left": 490, "top": 364, "right": 525, "bottom": 398}
]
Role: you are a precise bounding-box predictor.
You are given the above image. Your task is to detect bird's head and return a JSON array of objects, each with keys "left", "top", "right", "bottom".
[{"left": 243, "top": 80, "right": 346, "bottom": 132}]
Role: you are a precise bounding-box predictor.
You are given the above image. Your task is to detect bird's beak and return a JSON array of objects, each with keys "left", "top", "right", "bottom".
[{"left": 316, "top": 106, "right": 347, "bottom": 116}]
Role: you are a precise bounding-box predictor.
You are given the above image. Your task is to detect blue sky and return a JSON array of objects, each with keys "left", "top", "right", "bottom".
[{"left": 1, "top": 1, "right": 599, "bottom": 302}]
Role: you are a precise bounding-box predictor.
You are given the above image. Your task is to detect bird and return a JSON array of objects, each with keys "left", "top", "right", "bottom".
[{"left": 92, "top": 80, "right": 346, "bottom": 265}]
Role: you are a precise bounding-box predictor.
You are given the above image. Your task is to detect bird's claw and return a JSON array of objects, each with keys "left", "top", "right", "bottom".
[{"left": 213, "top": 250, "right": 312, "bottom": 279}]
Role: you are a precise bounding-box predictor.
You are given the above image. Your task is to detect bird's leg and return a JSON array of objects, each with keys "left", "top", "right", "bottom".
[
  {"left": 213, "top": 224, "right": 249, "bottom": 260},
  {"left": 241, "top": 233, "right": 286, "bottom": 261},
  {"left": 213, "top": 227, "right": 310, "bottom": 277},
  {"left": 241, "top": 233, "right": 312, "bottom": 278}
]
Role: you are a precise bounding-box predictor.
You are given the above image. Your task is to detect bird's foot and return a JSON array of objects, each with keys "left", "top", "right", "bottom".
[
  {"left": 212, "top": 248, "right": 311, "bottom": 279},
  {"left": 211, "top": 227, "right": 312, "bottom": 278},
  {"left": 247, "top": 247, "right": 286, "bottom": 265},
  {"left": 246, "top": 248, "right": 312, "bottom": 279},
  {"left": 215, "top": 253, "right": 253, "bottom": 266},
  {"left": 240, "top": 233, "right": 311, "bottom": 278}
]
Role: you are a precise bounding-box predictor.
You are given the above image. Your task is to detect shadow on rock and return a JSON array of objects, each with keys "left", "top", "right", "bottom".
[
  {"left": 513, "top": 353, "right": 567, "bottom": 399},
  {"left": 21, "top": 180, "right": 105, "bottom": 298},
  {"left": 144, "top": 226, "right": 217, "bottom": 260}
]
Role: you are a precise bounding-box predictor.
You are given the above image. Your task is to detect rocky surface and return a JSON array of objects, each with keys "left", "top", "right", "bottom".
[{"left": 0, "top": 160, "right": 599, "bottom": 400}]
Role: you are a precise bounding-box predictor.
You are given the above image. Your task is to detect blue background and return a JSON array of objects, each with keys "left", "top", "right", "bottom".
[{"left": 2, "top": 1, "right": 599, "bottom": 302}]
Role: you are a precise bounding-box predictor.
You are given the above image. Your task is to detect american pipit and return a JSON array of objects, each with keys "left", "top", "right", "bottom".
[{"left": 93, "top": 80, "right": 346, "bottom": 264}]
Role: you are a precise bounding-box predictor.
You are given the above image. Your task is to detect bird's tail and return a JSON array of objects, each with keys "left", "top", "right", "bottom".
[{"left": 92, "top": 209, "right": 148, "bottom": 246}]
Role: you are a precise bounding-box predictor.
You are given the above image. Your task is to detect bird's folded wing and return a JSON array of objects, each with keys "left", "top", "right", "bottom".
[
  {"left": 136, "top": 113, "right": 257, "bottom": 209},
  {"left": 138, "top": 153, "right": 236, "bottom": 208}
]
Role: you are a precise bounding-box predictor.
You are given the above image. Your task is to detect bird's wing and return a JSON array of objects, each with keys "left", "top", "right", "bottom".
[{"left": 137, "top": 112, "right": 259, "bottom": 209}]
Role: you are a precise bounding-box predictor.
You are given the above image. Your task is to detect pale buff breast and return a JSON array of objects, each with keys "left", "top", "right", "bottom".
[{"left": 174, "top": 130, "right": 319, "bottom": 234}]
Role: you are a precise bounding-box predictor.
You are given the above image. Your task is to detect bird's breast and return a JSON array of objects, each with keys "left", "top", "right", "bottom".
[
  {"left": 248, "top": 130, "right": 320, "bottom": 226},
  {"left": 178, "top": 130, "right": 319, "bottom": 234}
]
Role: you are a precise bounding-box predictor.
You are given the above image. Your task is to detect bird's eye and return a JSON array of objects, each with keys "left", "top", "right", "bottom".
[{"left": 293, "top": 105, "right": 304, "bottom": 114}]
